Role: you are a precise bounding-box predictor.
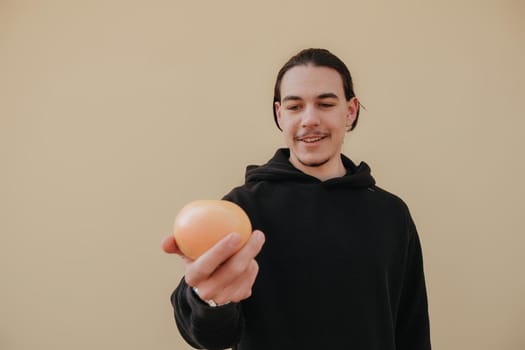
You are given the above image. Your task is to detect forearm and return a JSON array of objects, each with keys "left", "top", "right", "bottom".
[{"left": 172, "top": 278, "right": 245, "bottom": 349}]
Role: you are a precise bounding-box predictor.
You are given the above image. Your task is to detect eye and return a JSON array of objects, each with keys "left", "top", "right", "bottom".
[
  {"left": 319, "top": 103, "right": 335, "bottom": 108},
  {"left": 286, "top": 105, "right": 301, "bottom": 111}
]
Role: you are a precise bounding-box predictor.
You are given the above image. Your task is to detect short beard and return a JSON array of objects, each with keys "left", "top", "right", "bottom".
[{"left": 297, "top": 156, "right": 330, "bottom": 168}]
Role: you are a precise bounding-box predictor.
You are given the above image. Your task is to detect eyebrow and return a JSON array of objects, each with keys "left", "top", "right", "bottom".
[
  {"left": 282, "top": 93, "right": 339, "bottom": 102},
  {"left": 317, "top": 93, "right": 339, "bottom": 100}
]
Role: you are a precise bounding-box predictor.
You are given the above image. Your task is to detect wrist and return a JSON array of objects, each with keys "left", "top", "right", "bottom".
[{"left": 192, "top": 287, "right": 231, "bottom": 307}]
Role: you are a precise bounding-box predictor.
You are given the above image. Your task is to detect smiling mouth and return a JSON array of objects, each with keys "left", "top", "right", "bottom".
[{"left": 296, "top": 135, "right": 328, "bottom": 143}]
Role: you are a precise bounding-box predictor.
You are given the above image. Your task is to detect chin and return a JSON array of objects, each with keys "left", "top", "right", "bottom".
[{"left": 297, "top": 154, "right": 331, "bottom": 168}]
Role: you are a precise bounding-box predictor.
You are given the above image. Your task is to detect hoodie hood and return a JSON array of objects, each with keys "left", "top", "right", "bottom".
[{"left": 245, "top": 148, "right": 375, "bottom": 188}]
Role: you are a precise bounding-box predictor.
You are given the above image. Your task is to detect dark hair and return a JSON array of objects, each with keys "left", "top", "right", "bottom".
[{"left": 273, "top": 48, "right": 361, "bottom": 131}]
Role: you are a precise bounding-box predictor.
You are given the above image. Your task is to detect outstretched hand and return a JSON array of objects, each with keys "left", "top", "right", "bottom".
[{"left": 162, "top": 230, "right": 265, "bottom": 305}]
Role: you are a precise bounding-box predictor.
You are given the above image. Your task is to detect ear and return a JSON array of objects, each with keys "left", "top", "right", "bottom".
[
  {"left": 275, "top": 101, "right": 283, "bottom": 129},
  {"left": 345, "top": 97, "right": 359, "bottom": 130}
]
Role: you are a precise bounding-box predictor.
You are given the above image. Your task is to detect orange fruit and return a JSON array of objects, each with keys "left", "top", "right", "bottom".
[{"left": 173, "top": 200, "right": 252, "bottom": 260}]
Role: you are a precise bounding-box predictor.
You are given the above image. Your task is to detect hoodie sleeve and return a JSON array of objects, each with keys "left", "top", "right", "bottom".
[
  {"left": 170, "top": 188, "right": 253, "bottom": 349},
  {"left": 395, "top": 214, "right": 432, "bottom": 350},
  {"left": 171, "top": 278, "right": 245, "bottom": 350}
]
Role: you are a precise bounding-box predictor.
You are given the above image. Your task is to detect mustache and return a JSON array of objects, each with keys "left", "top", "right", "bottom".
[{"left": 294, "top": 131, "right": 329, "bottom": 140}]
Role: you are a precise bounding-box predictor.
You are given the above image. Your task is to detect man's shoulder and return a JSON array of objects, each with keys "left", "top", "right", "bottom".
[
  {"left": 367, "top": 185, "right": 412, "bottom": 212},
  {"left": 222, "top": 181, "right": 262, "bottom": 203}
]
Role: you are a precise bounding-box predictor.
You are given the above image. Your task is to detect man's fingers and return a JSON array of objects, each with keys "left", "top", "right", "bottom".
[
  {"left": 232, "top": 230, "right": 265, "bottom": 264},
  {"left": 224, "top": 259, "right": 259, "bottom": 302},
  {"left": 193, "top": 230, "right": 265, "bottom": 298},
  {"left": 215, "top": 230, "right": 265, "bottom": 282},
  {"left": 161, "top": 235, "right": 183, "bottom": 255},
  {"left": 184, "top": 232, "right": 242, "bottom": 286},
  {"left": 201, "top": 259, "right": 260, "bottom": 305}
]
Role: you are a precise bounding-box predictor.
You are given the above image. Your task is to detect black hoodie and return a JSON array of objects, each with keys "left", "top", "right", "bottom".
[{"left": 171, "top": 149, "right": 431, "bottom": 350}]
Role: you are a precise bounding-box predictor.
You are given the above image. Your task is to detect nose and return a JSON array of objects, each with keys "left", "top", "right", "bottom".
[{"left": 301, "top": 105, "right": 320, "bottom": 128}]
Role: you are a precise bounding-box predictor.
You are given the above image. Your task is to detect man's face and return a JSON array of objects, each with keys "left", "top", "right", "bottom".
[{"left": 275, "top": 65, "right": 358, "bottom": 176}]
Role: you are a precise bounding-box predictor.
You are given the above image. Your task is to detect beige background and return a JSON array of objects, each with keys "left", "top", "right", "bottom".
[{"left": 1, "top": 0, "right": 524, "bottom": 349}]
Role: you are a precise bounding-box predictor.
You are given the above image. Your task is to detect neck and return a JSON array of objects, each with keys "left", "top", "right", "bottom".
[{"left": 289, "top": 155, "right": 346, "bottom": 181}]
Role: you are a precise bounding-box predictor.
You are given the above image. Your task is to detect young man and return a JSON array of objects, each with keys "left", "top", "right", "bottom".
[{"left": 162, "top": 48, "right": 431, "bottom": 349}]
